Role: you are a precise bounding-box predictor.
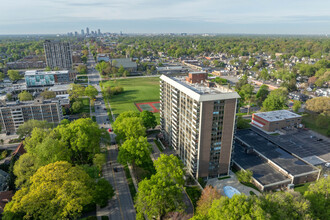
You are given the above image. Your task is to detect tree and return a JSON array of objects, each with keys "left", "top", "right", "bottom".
[
  {"left": 118, "top": 65, "right": 125, "bottom": 75},
  {"left": 113, "top": 117, "right": 146, "bottom": 142},
  {"left": 94, "top": 178, "right": 114, "bottom": 208},
  {"left": 236, "top": 170, "right": 253, "bottom": 183},
  {"left": 71, "top": 100, "right": 83, "bottom": 113},
  {"left": 95, "top": 61, "right": 110, "bottom": 75},
  {"left": 235, "top": 74, "right": 248, "bottom": 91},
  {"left": 24, "top": 129, "right": 72, "bottom": 166},
  {"left": 76, "top": 64, "right": 87, "bottom": 74},
  {"left": 140, "top": 110, "right": 157, "bottom": 129},
  {"left": 0, "top": 71, "right": 5, "bottom": 81},
  {"left": 262, "top": 88, "right": 288, "bottom": 111},
  {"left": 239, "top": 84, "right": 254, "bottom": 114},
  {"left": 13, "top": 153, "right": 40, "bottom": 187},
  {"left": 16, "top": 119, "right": 53, "bottom": 138},
  {"left": 135, "top": 174, "right": 185, "bottom": 219},
  {"left": 18, "top": 91, "right": 33, "bottom": 101},
  {"left": 315, "top": 114, "right": 330, "bottom": 129},
  {"left": 292, "top": 100, "right": 301, "bottom": 113},
  {"left": 40, "top": 90, "right": 56, "bottom": 99},
  {"left": 304, "top": 176, "right": 330, "bottom": 220},
  {"left": 67, "top": 84, "right": 85, "bottom": 101},
  {"left": 118, "top": 136, "right": 151, "bottom": 166},
  {"left": 93, "top": 153, "right": 106, "bottom": 173},
  {"left": 305, "top": 97, "right": 330, "bottom": 114},
  {"left": 256, "top": 85, "right": 269, "bottom": 106},
  {"left": 85, "top": 85, "right": 98, "bottom": 99},
  {"left": 4, "top": 161, "right": 93, "bottom": 220},
  {"left": 259, "top": 68, "right": 270, "bottom": 81},
  {"left": 236, "top": 115, "right": 251, "bottom": 129},
  {"left": 259, "top": 192, "right": 313, "bottom": 220},
  {"left": 54, "top": 118, "right": 102, "bottom": 164},
  {"left": 6, "top": 93, "right": 13, "bottom": 101},
  {"left": 196, "top": 185, "right": 221, "bottom": 216},
  {"left": 154, "top": 154, "right": 185, "bottom": 186},
  {"left": 7, "top": 70, "right": 22, "bottom": 81},
  {"left": 204, "top": 195, "right": 266, "bottom": 220}
]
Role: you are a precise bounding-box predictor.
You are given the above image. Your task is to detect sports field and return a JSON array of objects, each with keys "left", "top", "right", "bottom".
[
  {"left": 136, "top": 101, "right": 160, "bottom": 113},
  {"left": 101, "top": 77, "right": 160, "bottom": 121}
]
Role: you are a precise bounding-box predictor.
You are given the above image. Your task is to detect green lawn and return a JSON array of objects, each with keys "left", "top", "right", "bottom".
[
  {"left": 302, "top": 113, "right": 329, "bottom": 137},
  {"left": 100, "top": 77, "right": 160, "bottom": 121},
  {"left": 294, "top": 182, "right": 311, "bottom": 195},
  {"left": 78, "top": 98, "right": 90, "bottom": 114}
]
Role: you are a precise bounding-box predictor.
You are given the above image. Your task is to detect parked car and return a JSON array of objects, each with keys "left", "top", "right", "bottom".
[{"left": 108, "top": 128, "right": 112, "bottom": 132}]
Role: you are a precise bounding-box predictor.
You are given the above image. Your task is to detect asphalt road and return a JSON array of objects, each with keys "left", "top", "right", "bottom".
[{"left": 86, "top": 51, "right": 136, "bottom": 220}]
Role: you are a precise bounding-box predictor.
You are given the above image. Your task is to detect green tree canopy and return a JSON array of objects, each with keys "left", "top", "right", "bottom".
[
  {"left": 153, "top": 154, "right": 185, "bottom": 186},
  {"left": 40, "top": 90, "right": 56, "bottom": 99},
  {"left": 304, "top": 176, "right": 330, "bottom": 219},
  {"left": 256, "top": 84, "right": 269, "bottom": 106},
  {"left": 18, "top": 91, "right": 33, "bottom": 101},
  {"left": 16, "top": 119, "right": 53, "bottom": 139},
  {"left": 140, "top": 110, "right": 157, "bottom": 129},
  {"left": 0, "top": 71, "right": 5, "bottom": 81},
  {"left": 113, "top": 116, "right": 146, "bottom": 142},
  {"left": 7, "top": 70, "right": 22, "bottom": 81},
  {"left": 135, "top": 174, "right": 184, "bottom": 220},
  {"left": 85, "top": 85, "right": 98, "bottom": 99},
  {"left": 305, "top": 97, "right": 330, "bottom": 115},
  {"left": 4, "top": 161, "right": 93, "bottom": 220},
  {"left": 68, "top": 84, "right": 85, "bottom": 101},
  {"left": 13, "top": 153, "right": 40, "bottom": 187},
  {"left": 76, "top": 64, "right": 87, "bottom": 74},
  {"left": 118, "top": 136, "right": 151, "bottom": 166},
  {"left": 71, "top": 100, "right": 83, "bottom": 113},
  {"left": 262, "top": 88, "right": 288, "bottom": 111}
]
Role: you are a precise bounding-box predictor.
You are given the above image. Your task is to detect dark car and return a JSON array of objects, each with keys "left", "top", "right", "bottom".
[{"left": 113, "top": 167, "right": 118, "bottom": 172}]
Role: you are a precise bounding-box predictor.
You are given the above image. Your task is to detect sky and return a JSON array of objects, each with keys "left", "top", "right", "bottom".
[{"left": 1, "top": 0, "right": 329, "bottom": 35}]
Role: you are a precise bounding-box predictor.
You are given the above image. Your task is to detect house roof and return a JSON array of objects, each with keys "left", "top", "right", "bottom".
[
  {"left": 12, "top": 142, "right": 26, "bottom": 157},
  {"left": 0, "top": 191, "right": 13, "bottom": 214}
]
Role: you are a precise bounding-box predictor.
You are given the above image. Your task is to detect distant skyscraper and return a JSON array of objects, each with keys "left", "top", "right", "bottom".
[
  {"left": 81, "top": 29, "right": 85, "bottom": 35},
  {"left": 86, "top": 27, "right": 89, "bottom": 35},
  {"left": 43, "top": 40, "right": 73, "bottom": 69},
  {"left": 98, "top": 29, "right": 101, "bottom": 35},
  {"left": 74, "top": 31, "right": 78, "bottom": 37}
]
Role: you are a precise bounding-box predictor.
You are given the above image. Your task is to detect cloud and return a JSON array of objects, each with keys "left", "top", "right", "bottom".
[{"left": 0, "top": 0, "right": 329, "bottom": 34}]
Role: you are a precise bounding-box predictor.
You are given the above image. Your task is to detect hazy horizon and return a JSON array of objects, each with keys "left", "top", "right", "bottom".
[{"left": 1, "top": 0, "right": 330, "bottom": 35}]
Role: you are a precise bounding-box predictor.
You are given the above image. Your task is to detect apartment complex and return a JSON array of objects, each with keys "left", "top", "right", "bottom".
[
  {"left": 160, "top": 73, "right": 240, "bottom": 179},
  {"left": 25, "top": 70, "right": 71, "bottom": 87},
  {"left": 43, "top": 40, "right": 73, "bottom": 69},
  {"left": 0, "top": 98, "right": 63, "bottom": 134}
]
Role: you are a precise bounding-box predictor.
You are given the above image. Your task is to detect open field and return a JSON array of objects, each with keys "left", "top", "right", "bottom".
[
  {"left": 100, "top": 77, "right": 160, "bottom": 122},
  {"left": 302, "top": 113, "right": 329, "bottom": 137}
]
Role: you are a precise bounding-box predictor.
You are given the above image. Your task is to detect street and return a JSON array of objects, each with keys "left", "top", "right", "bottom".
[{"left": 86, "top": 49, "right": 136, "bottom": 220}]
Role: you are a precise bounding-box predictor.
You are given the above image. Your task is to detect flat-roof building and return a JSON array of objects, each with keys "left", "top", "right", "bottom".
[
  {"left": 251, "top": 110, "right": 302, "bottom": 132},
  {"left": 233, "top": 129, "right": 320, "bottom": 191},
  {"left": 0, "top": 98, "right": 63, "bottom": 134},
  {"left": 25, "top": 70, "right": 71, "bottom": 87},
  {"left": 160, "top": 73, "right": 240, "bottom": 179}
]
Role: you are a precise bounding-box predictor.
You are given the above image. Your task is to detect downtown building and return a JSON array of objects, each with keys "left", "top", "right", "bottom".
[
  {"left": 43, "top": 40, "right": 73, "bottom": 69},
  {"left": 0, "top": 98, "right": 64, "bottom": 134},
  {"left": 160, "top": 73, "right": 240, "bottom": 179}
]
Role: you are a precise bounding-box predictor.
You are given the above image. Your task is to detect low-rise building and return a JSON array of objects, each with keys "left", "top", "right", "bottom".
[
  {"left": 110, "top": 58, "right": 137, "bottom": 72},
  {"left": 0, "top": 98, "right": 63, "bottom": 134},
  {"left": 251, "top": 110, "right": 302, "bottom": 133},
  {"left": 25, "top": 70, "right": 73, "bottom": 87},
  {"left": 97, "top": 54, "right": 110, "bottom": 63}
]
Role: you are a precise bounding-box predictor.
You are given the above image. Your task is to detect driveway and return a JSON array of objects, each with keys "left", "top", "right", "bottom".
[{"left": 207, "top": 171, "right": 261, "bottom": 197}]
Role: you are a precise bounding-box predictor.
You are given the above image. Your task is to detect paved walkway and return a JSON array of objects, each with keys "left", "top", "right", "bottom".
[{"left": 207, "top": 171, "right": 261, "bottom": 197}]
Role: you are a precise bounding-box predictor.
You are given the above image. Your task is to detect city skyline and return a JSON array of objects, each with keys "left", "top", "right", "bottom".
[{"left": 1, "top": 0, "right": 330, "bottom": 35}]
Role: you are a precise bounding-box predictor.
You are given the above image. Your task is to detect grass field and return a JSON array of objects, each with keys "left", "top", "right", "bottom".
[
  {"left": 78, "top": 98, "right": 90, "bottom": 114},
  {"left": 100, "top": 77, "right": 160, "bottom": 122},
  {"left": 302, "top": 113, "right": 329, "bottom": 137}
]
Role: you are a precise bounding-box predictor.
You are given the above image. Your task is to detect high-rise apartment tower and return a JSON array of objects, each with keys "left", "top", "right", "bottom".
[
  {"left": 160, "top": 73, "right": 240, "bottom": 179},
  {"left": 43, "top": 40, "right": 72, "bottom": 69}
]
